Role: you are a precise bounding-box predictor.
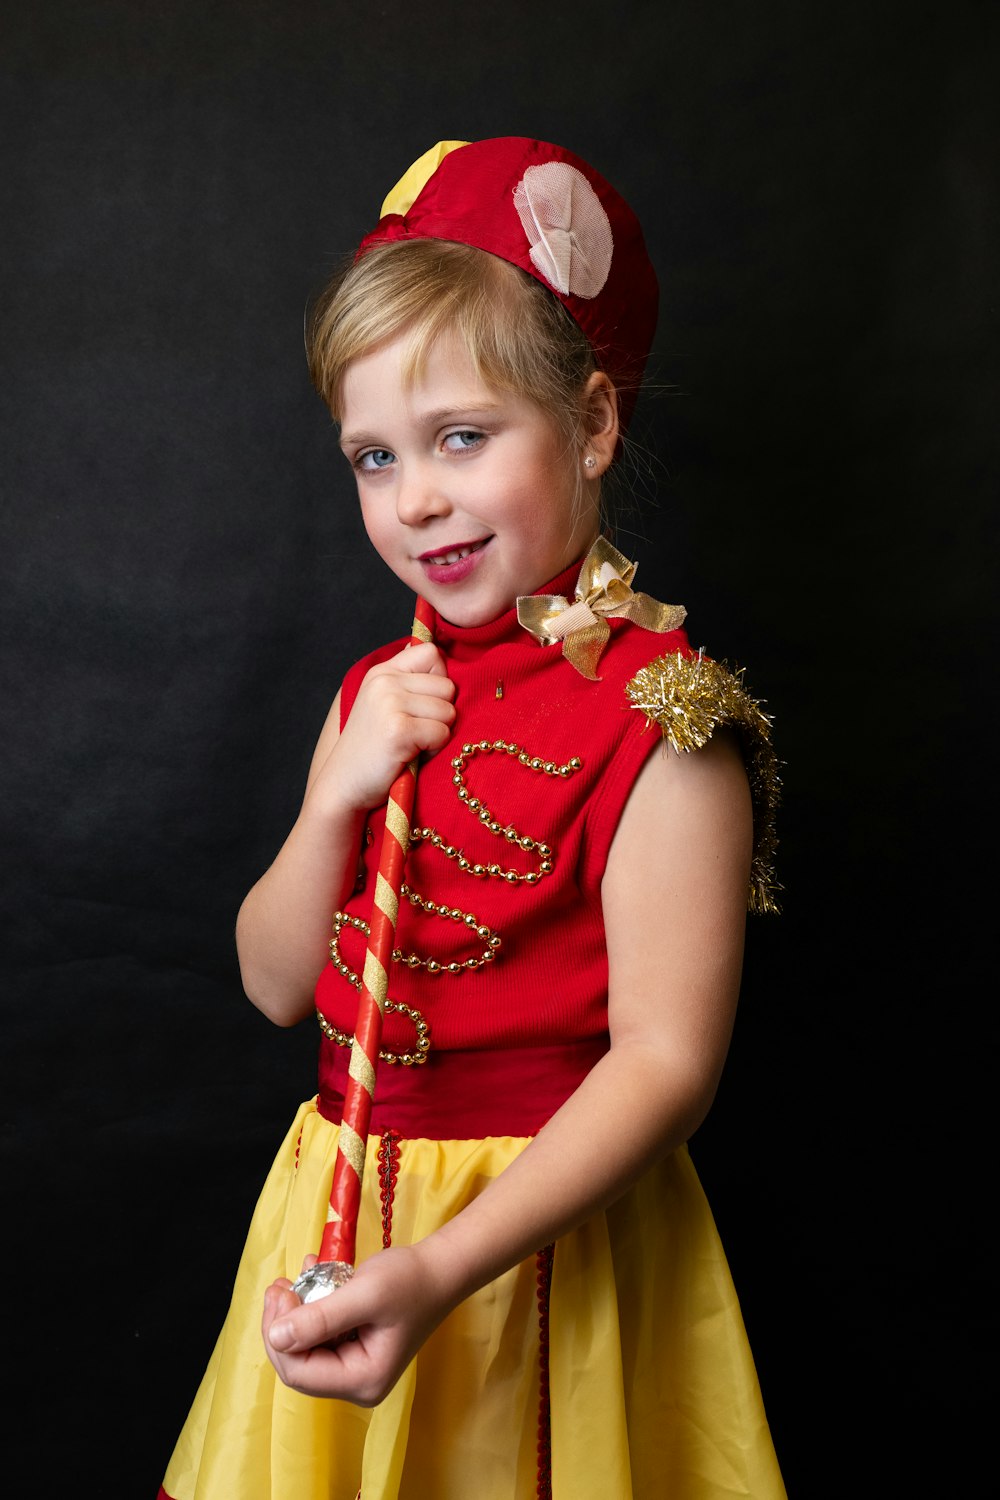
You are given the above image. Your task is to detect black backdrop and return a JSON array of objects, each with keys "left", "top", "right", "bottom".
[{"left": 2, "top": 2, "right": 995, "bottom": 1494}]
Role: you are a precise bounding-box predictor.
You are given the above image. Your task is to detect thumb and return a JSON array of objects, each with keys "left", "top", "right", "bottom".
[
  {"left": 266, "top": 1283, "right": 359, "bottom": 1353},
  {"left": 398, "top": 641, "right": 449, "bottom": 677}
]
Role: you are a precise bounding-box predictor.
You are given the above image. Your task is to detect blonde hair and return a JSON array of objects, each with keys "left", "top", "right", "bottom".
[{"left": 305, "top": 239, "right": 607, "bottom": 453}]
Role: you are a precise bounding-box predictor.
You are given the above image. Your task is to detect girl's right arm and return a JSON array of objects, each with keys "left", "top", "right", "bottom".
[{"left": 234, "top": 642, "right": 455, "bottom": 1026}]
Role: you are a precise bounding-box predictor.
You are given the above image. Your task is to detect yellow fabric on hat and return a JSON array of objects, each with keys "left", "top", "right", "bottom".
[{"left": 379, "top": 140, "right": 470, "bottom": 219}]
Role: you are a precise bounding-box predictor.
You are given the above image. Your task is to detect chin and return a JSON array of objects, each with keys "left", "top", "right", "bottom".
[
  {"left": 438, "top": 604, "right": 502, "bottom": 628},
  {"left": 435, "top": 590, "right": 512, "bottom": 628}
]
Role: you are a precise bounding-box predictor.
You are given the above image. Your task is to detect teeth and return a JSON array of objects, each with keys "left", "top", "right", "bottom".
[{"left": 428, "top": 544, "right": 476, "bottom": 566}]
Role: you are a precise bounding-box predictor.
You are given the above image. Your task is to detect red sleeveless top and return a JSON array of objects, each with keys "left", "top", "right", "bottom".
[{"left": 314, "top": 559, "right": 691, "bottom": 1137}]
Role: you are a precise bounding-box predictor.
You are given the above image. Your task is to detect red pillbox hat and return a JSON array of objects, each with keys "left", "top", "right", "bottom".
[{"left": 357, "top": 137, "right": 659, "bottom": 431}]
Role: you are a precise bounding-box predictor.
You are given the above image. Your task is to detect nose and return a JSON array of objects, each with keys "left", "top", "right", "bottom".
[{"left": 395, "top": 463, "right": 452, "bottom": 526}]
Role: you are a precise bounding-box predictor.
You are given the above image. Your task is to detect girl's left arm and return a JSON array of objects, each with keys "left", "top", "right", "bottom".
[{"left": 263, "top": 728, "right": 753, "bottom": 1403}]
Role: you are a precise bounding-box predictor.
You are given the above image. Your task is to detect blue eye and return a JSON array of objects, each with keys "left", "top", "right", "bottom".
[
  {"left": 444, "top": 430, "right": 484, "bottom": 451},
  {"left": 358, "top": 448, "right": 395, "bottom": 471}
]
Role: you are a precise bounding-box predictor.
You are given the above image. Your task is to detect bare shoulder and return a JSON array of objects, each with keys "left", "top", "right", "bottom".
[{"left": 607, "top": 728, "right": 753, "bottom": 877}]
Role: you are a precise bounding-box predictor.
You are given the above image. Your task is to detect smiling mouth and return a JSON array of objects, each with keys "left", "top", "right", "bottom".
[{"left": 420, "top": 538, "right": 491, "bottom": 567}]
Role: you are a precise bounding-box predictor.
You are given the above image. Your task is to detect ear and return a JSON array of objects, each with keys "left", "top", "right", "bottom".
[{"left": 580, "top": 370, "right": 620, "bottom": 477}]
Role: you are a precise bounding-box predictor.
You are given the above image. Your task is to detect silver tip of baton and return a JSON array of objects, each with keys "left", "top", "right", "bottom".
[{"left": 292, "top": 1260, "right": 355, "bottom": 1303}]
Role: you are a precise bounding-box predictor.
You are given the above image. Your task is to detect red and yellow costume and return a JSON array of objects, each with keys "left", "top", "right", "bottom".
[{"left": 159, "top": 554, "right": 784, "bottom": 1500}]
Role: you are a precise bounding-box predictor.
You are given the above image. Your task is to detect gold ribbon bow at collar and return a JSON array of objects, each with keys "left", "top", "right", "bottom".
[{"left": 517, "top": 536, "right": 687, "bottom": 680}]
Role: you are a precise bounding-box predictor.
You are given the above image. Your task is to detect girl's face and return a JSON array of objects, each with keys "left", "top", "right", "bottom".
[{"left": 338, "top": 330, "right": 601, "bottom": 628}]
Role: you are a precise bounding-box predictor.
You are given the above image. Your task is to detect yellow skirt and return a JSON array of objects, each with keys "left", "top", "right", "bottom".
[{"left": 161, "top": 1099, "right": 784, "bottom": 1499}]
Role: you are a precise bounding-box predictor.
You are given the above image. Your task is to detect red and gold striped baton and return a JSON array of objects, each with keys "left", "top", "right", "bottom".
[{"left": 293, "top": 595, "right": 435, "bottom": 1303}]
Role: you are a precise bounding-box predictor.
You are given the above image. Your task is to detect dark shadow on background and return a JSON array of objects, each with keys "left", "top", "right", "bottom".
[{"left": 1, "top": 2, "right": 996, "bottom": 1494}]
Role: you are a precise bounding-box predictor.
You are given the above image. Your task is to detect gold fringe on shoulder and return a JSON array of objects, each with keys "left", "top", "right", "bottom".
[{"left": 626, "top": 650, "right": 782, "bottom": 915}]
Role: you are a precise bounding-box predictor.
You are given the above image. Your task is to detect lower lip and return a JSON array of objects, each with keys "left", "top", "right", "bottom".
[{"left": 420, "top": 540, "right": 491, "bottom": 585}]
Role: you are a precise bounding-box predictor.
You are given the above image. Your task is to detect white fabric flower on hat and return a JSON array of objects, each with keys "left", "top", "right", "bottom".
[{"left": 512, "top": 161, "right": 614, "bottom": 299}]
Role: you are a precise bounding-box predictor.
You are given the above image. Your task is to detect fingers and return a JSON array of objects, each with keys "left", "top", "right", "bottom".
[
  {"left": 361, "top": 662, "right": 456, "bottom": 760},
  {"left": 265, "top": 1331, "right": 383, "bottom": 1404},
  {"left": 262, "top": 1248, "right": 445, "bottom": 1405},
  {"left": 267, "top": 1300, "right": 335, "bottom": 1354},
  {"left": 392, "top": 702, "right": 455, "bottom": 749},
  {"left": 261, "top": 1280, "right": 303, "bottom": 1342},
  {"left": 262, "top": 1278, "right": 374, "bottom": 1397},
  {"left": 265, "top": 1274, "right": 365, "bottom": 1354},
  {"left": 389, "top": 688, "right": 456, "bottom": 724},
  {"left": 378, "top": 650, "right": 456, "bottom": 701},
  {"left": 321, "top": 646, "right": 456, "bottom": 813},
  {"left": 390, "top": 641, "right": 450, "bottom": 677},
  {"left": 364, "top": 652, "right": 456, "bottom": 728}
]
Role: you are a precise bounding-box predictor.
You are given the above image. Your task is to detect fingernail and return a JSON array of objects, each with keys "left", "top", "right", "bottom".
[{"left": 269, "top": 1320, "right": 292, "bottom": 1350}]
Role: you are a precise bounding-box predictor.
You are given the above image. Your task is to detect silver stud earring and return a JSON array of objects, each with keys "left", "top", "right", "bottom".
[{"left": 583, "top": 455, "right": 597, "bottom": 470}]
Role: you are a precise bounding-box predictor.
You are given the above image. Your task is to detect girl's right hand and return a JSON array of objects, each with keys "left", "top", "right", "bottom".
[
  {"left": 233, "top": 641, "right": 454, "bottom": 1025},
  {"left": 311, "top": 641, "right": 456, "bottom": 816}
]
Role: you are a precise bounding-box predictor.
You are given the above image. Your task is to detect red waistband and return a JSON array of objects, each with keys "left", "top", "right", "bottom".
[{"left": 316, "top": 1037, "right": 608, "bottom": 1138}]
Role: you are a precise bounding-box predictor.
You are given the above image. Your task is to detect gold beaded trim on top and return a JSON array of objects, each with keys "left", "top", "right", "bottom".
[
  {"left": 409, "top": 738, "right": 581, "bottom": 885},
  {"left": 625, "top": 650, "right": 782, "bottom": 915},
  {"left": 319, "top": 737, "right": 582, "bottom": 1063},
  {"left": 332, "top": 885, "right": 502, "bottom": 979},
  {"left": 316, "top": 1000, "right": 431, "bottom": 1068}
]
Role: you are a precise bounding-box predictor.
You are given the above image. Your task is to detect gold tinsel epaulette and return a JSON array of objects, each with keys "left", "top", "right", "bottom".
[{"left": 625, "top": 650, "right": 782, "bottom": 915}]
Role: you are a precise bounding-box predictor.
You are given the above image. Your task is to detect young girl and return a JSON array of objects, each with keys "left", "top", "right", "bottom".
[{"left": 158, "top": 136, "right": 784, "bottom": 1500}]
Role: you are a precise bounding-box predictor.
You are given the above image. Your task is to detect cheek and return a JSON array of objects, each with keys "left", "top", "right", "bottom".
[
  {"left": 516, "top": 478, "right": 588, "bottom": 548},
  {"left": 490, "top": 476, "right": 550, "bottom": 537},
  {"left": 358, "top": 495, "right": 390, "bottom": 551}
]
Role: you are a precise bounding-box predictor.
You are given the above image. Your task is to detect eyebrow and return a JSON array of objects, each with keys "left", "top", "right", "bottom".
[
  {"left": 339, "top": 403, "right": 504, "bottom": 449},
  {"left": 419, "top": 403, "right": 503, "bottom": 426}
]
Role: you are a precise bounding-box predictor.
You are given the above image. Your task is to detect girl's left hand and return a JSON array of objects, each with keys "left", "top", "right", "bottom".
[{"left": 262, "top": 1243, "right": 455, "bottom": 1405}]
